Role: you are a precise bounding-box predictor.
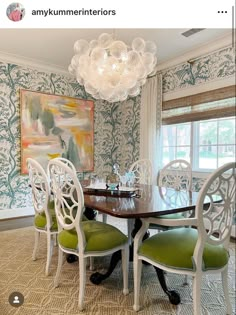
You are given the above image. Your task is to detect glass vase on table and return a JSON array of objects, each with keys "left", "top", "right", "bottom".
[
  {"left": 106, "top": 163, "right": 120, "bottom": 191},
  {"left": 126, "top": 171, "right": 135, "bottom": 187}
]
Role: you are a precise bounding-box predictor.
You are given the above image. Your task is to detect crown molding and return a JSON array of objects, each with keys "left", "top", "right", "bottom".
[
  {"left": 0, "top": 51, "right": 71, "bottom": 76},
  {"left": 156, "top": 32, "right": 233, "bottom": 72}
]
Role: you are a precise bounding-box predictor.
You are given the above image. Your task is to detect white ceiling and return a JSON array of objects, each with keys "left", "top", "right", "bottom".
[{"left": 0, "top": 28, "right": 231, "bottom": 71}]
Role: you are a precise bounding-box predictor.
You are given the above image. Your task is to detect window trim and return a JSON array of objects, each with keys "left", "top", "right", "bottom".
[{"left": 161, "top": 116, "right": 235, "bottom": 173}]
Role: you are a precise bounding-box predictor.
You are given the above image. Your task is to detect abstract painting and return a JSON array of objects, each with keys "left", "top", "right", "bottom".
[{"left": 20, "top": 89, "right": 94, "bottom": 174}]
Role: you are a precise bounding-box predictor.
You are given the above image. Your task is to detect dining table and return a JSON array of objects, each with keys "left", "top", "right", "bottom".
[{"left": 80, "top": 183, "right": 202, "bottom": 305}]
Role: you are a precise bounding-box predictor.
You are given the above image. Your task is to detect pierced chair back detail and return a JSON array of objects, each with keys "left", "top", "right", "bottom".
[
  {"left": 52, "top": 157, "right": 76, "bottom": 171},
  {"left": 27, "top": 158, "right": 57, "bottom": 276},
  {"left": 133, "top": 162, "right": 235, "bottom": 314},
  {"left": 197, "top": 162, "right": 235, "bottom": 248},
  {"left": 48, "top": 159, "right": 129, "bottom": 311},
  {"left": 158, "top": 159, "right": 192, "bottom": 191},
  {"left": 129, "top": 159, "right": 152, "bottom": 185},
  {"left": 27, "top": 158, "right": 51, "bottom": 224},
  {"left": 48, "top": 159, "right": 85, "bottom": 249}
]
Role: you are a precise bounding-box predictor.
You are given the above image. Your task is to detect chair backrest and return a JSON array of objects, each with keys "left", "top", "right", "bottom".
[
  {"left": 48, "top": 159, "right": 86, "bottom": 251},
  {"left": 46, "top": 157, "right": 76, "bottom": 177},
  {"left": 129, "top": 159, "right": 152, "bottom": 185},
  {"left": 158, "top": 186, "right": 191, "bottom": 208},
  {"left": 53, "top": 157, "right": 76, "bottom": 171},
  {"left": 27, "top": 158, "right": 52, "bottom": 228},
  {"left": 158, "top": 159, "right": 192, "bottom": 191},
  {"left": 196, "top": 162, "right": 235, "bottom": 248}
]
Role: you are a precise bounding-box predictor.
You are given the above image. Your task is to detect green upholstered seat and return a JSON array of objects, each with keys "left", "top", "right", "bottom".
[
  {"left": 157, "top": 213, "right": 185, "bottom": 219},
  {"left": 34, "top": 202, "right": 89, "bottom": 231},
  {"left": 58, "top": 221, "right": 128, "bottom": 252},
  {"left": 34, "top": 201, "right": 58, "bottom": 230},
  {"left": 138, "top": 227, "right": 229, "bottom": 271},
  {"left": 149, "top": 213, "right": 185, "bottom": 229}
]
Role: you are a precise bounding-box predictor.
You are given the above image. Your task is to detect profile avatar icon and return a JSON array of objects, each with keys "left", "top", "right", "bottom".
[
  {"left": 8, "top": 291, "right": 24, "bottom": 307},
  {"left": 13, "top": 296, "right": 20, "bottom": 304},
  {"left": 6, "top": 2, "right": 25, "bottom": 22}
]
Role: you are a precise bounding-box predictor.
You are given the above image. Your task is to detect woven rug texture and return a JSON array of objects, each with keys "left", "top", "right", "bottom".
[{"left": 0, "top": 216, "right": 235, "bottom": 315}]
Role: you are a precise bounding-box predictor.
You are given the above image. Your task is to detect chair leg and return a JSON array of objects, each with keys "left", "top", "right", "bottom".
[
  {"left": 89, "top": 257, "right": 94, "bottom": 271},
  {"left": 53, "top": 234, "right": 58, "bottom": 247},
  {"left": 183, "top": 275, "right": 188, "bottom": 285},
  {"left": 192, "top": 272, "right": 202, "bottom": 315},
  {"left": 121, "top": 245, "right": 129, "bottom": 295},
  {"left": 133, "top": 258, "right": 142, "bottom": 311},
  {"left": 221, "top": 267, "right": 232, "bottom": 315},
  {"left": 79, "top": 257, "right": 86, "bottom": 311},
  {"left": 102, "top": 214, "right": 107, "bottom": 223},
  {"left": 32, "top": 230, "right": 40, "bottom": 261},
  {"left": 54, "top": 247, "right": 64, "bottom": 288},
  {"left": 46, "top": 233, "right": 54, "bottom": 276}
]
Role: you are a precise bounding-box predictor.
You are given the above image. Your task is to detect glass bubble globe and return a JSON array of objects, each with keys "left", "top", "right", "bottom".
[{"left": 69, "top": 33, "right": 157, "bottom": 102}]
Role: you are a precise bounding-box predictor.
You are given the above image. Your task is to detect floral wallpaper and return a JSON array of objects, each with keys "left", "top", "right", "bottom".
[
  {"left": 0, "top": 44, "right": 234, "bottom": 212},
  {"left": 0, "top": 63, "right": 140, "bottom": 210},
  {"left": 162, "top": 46, "right": 235, "bottom": 93},
  {"left": 94, "top": 97, "right": 140, "bottom": 178}
]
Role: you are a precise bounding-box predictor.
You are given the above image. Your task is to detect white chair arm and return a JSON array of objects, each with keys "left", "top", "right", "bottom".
[
  {"left": 133, "top": 220, "right": 149, "bottom": 254},
  {"left": 144, "top": 217, "right": 197, "bottom": 227}
]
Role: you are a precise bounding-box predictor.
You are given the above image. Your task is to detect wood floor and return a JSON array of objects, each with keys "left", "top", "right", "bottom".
[{"left": 0, "top": 216, "right": 34, "bottom": 232}]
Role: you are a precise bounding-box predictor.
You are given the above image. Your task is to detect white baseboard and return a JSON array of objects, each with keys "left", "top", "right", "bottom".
[{"left": 0, "top": 207, "right": 34, "bottom": 220}]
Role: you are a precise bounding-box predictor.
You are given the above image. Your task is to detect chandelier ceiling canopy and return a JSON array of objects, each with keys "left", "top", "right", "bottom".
[{"left": 69, "top": 33, "right": 157, "bottom": 103}]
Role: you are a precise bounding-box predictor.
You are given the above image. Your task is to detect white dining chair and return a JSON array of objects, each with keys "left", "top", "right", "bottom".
[
  {"left": 158, "top": 159, "right": 192, "bottom": 191},
  {"left": 102, "top": 159, "right": 153, "bottom": 243},
  {"left": 52, "top": 157, "right": 76, "bottom": 170},
  {"left": 47, "top": 156, "right": 95, "bottom": 270},
  {"left": 27, "top": 158, "right": 58, "bottom": 276},
  {"left": 126, "top": 159, "right": 153, "bottom": 241},
  {"left": 129, "top": 159, "right": 153, "bottom": 185},
  {"left": 133, "top": 162, "right": 235, "bottom": 314},
  {"left": 149, "top": 159, "right": 193, "bottom": 231},
  {"left": 102, "top": 159, "right": 152, "bottom": 240},
  {"left": 48, "top": 159, "right": 129, "bottom": 311}
]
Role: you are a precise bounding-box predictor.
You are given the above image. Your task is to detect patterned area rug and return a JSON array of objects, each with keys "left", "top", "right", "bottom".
[{"left": 0, "top": 217, "right": 235, "bottom": 315}]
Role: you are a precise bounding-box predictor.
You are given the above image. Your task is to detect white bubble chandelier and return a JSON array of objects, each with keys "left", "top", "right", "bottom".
[{"left": 68, "top": 33, "right": 157, "bottom": 103}]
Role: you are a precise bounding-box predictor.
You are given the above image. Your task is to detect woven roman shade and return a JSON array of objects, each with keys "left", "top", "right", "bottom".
[{"left": 162, "top": 85, "right": 236, "bottom": 125}]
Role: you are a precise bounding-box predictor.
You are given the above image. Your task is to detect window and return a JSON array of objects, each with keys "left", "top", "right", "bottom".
[{"left": 161, "top": 116, "right": 235, "bottom": 171}]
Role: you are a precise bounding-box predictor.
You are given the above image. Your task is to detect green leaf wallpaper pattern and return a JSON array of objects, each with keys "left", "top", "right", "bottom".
[
  {"left": 162, "top": 46, "right": 235, "bottom": 93},
  {"left": 0, "top": 44, "right": 234, "bottom": 211},
  {"left": 0, "top": 62, "right": 140, "bottom": 210}
]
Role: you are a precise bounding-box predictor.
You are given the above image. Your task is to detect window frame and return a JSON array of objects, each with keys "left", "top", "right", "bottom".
[{"left": 161, "top": 116, "right": 235, "bottom": 173}]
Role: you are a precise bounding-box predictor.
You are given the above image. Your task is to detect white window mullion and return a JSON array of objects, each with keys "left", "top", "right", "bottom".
[
  {"left": 216, "top": 120, "right": 219, "bottom": 168},
  {"left": 175, "top": 125, "right": 177, "bottom": 160},
  {"left": 192, "top": 122, "right": 199, "bottom": 171}
]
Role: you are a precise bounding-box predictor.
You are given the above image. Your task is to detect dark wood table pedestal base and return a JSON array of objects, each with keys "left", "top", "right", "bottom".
[
  {"left": 90, "top": 250, "right": 122, "bottom": 285},
  {"left": 89, "top": 218, "right": 181, "bottom": 305},
  {"left": 89, "top": 248, "right": 180, "bottom": 305},
  {"left": 66, "top": 215, "right": 181, "bottom": 305},
  {"left": 154, "top": 267, "right": 181, "bottom": 305}
]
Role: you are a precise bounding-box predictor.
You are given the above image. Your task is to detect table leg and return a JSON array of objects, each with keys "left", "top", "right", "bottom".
[
  {"left": 154, "top": 266, "right": 181, "bottom": 305},
  {"left": 90, "top": 250, "right": 122, "bottom": 284},
  {"left": 83, "top": 207, "right": 97, "bottom": 220}
]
